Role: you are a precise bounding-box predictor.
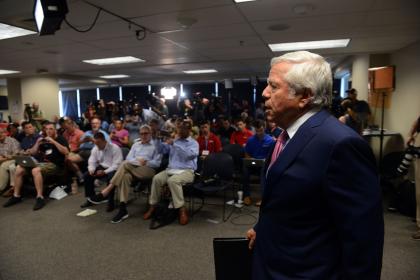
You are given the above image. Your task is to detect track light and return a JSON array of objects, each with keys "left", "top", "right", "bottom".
[{"left": 34, "top": 0, "right": 68, "bottom": 35}]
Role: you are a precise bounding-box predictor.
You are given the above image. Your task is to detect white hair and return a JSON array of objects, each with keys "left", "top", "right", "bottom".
[{"left": 271, "top": 51, "right": 332, "bottom": 107}]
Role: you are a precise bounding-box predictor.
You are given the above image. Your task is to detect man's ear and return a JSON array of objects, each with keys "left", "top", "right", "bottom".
[{"left": 298, "top": 88, "right": 313, "bottom": 109}]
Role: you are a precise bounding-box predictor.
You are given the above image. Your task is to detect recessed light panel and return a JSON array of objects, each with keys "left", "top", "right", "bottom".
[
  {"left": 0, "top": 23, "right": 36, "bottom": 40},
  {"left": 83, "top": 56, "right": 145, "bottom": 65},
  {"left": 183, "top": 69, "right": 218, "bottom": 74},
  {"left": 99, "top": 75, "right": 130, "bottom": 79},
  {"left": 269, "top": 39, "right": 350, "bottom": 52},
  {"left": 0, "top": 69, "right": 21, "bottom": 75}
]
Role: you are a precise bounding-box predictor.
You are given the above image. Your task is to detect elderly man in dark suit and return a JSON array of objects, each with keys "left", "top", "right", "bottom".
[{"left": 247, "top": 51, "right": 384, "bottom": 279}]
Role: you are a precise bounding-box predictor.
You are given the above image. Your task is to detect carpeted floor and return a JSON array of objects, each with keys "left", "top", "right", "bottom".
[{"left": 0, "top": 192, "right": 419, "bottom": 280}]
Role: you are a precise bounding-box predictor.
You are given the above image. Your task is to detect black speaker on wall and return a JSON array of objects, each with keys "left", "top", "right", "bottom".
[{"left": 0, "top": 96, "right": 8, "bottom": 110}]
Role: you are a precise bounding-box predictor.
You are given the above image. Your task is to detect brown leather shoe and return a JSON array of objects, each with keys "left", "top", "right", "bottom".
[
  {"left": 2, "top": 187, "right": 14, "bottom": 198},
  {"left": 243, "top": 196, "right": 252, "bottom": 206},
  {"left": 143, "top": 205, "right": 155, "bottom": 220},
  {"left": 179, "top": 207, "right": 189, "bottom": 225}
]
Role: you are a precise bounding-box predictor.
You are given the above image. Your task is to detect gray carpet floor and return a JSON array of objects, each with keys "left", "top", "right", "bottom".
[{"left": 0, "top": 192, "right": 419, "bottom": 280}]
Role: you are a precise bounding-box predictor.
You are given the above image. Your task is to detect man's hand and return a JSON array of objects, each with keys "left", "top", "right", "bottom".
[
  {"left": 247, "top": 228, "right": 256, "bottom": 250},
  {"left": 138, "top": 158, "right": 147, "bottom": 166},
  {"left": 95, "top": 170, "right": 105, "bottom": 177}
]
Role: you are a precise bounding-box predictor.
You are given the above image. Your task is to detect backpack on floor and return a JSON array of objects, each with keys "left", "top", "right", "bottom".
[{"left": 149, "top": 199, "right": 178, "bottom": 230}]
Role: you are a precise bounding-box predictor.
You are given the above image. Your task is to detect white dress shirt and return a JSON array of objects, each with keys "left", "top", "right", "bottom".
[{"left": 88, "top": 142, "right": 123, "bottom": 174}]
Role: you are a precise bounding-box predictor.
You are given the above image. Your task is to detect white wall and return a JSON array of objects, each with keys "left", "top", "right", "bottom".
[
  {"left": 386, "top": 41, "right": 420, "bottom": 144},
  {"left": 0, "top": 86, "right": 8, "bottom": 121},
  {"left": 20, "top": 77, "right": 60, "bottom": 121}
]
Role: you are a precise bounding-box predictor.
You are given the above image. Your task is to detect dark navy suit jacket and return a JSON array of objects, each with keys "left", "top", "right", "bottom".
[{"left": 252, "top": 110, "right": 384, "bottom": 280}]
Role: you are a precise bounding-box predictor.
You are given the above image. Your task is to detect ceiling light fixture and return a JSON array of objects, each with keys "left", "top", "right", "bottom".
[
  {"left": 268, "top": 39, "right": 350, "bottom": 52},
  {"left": 83, "top": 56, "right": 145, "bottom": 65},
  {"left": 183, "top": 69, "right": 218, "bottom": 74},
  {"left": 0, "top": 69, "right": 21, "bottom": 75},
  {"left": 234, "top": 0, "right": 257, "bottom": 3},
  {"left": 99, "top": 74, "right": 130, "bottom": 79},
  {"left": 0, "top": 23, "right": 36, "bottom": 40},
  {"left": 34, "top": 0, "right": 68, "bottom": 35}
]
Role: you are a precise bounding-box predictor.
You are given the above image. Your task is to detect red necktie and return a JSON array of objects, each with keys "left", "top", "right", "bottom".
[{"left": 269, "top": 130, "right": 289, "bottom": 168}]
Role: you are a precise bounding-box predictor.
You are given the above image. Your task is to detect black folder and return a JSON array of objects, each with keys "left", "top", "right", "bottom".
[{"left": 213, "top": 237, "right": 252, "bottom": 280}]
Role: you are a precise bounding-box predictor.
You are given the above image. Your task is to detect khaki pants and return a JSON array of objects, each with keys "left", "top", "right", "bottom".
[
  {"left": 0, "top": 160, "right": 16, "bottom": 191},
  {"left": 149, "top": 169, "right": 194, "bottom": 209},
  {"left": 415, "top": 157, "right": 420, "bottom": 229},
  {"left": 111, "top": 161, "right": 156, "bottom": 203}
]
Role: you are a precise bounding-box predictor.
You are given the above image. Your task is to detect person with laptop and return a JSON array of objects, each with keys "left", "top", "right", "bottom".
[
  {"left": 1, "top": 121, "right": 41, "bottom": 198},
  {"left": 0, "top": 127, "right": 21, "bottom": 195},
  {"left": 242, "top": 119, "right": 274, "bottom": 206},
  {"left": 3, "top": 122, "right": 69, "bottom": 211}
]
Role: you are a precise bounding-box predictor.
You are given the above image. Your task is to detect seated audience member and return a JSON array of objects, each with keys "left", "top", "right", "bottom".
[
  {"left": 197, "top": 120, "right": 222, "bottom": 156},
  {"left": 68, "top": 117, "right": 110, "bottom": 181},
  {"left": 125, "top": 115, "right": 141, "bottom": 143},
  {"left": 230, "top": 118, "right": 253, "bottom": 147},
  {"left": 7, "top": 123, "right": 21, "bottom": 141},
  {"left": 110, "top": 119, "right": 129, "bottom": 147},
  {"left": 0, "top": 127, "right": 21, "bottom": 195},
  {"left": 62, "top": 119, "right": 84, "bottom": 153},
  {"left": 3, "top": 122, "right": 69, "bottom": 210},
  {"left": 216, "top": 117, "right": 236, "bottom": 145},
  {"left": 242, "top": 120, "right": 274, "bottom": 206},
  {"left": 265, "top": 121, "right": 282, "bottom": 139},
  {"left": 88, "top": 125, "right": 162, "bottom": 223},
  {"left": 2, "top": 122, "right": 40, "bottom": 197},
  {"left": 80, "top": 132, "right": 123, "bottom": 211},
  {"left": 143, "top": 121, "right": 199, "bottom": 225},
  {"left": 339, "top": 100, "right": 366, "bottom": 135}
]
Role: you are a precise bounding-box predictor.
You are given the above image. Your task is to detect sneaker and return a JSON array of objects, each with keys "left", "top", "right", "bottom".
[
  {"left": 33, "top": 197, "right": 46, "bottom": 211},
  {"left": 87, "top": 193, "right": 108, "bottom": 205},
  {"left": 3, "top": 195, "right": 22, "bottom": 208},
  {"left": 111, "top": 208, "right": 129, "bottom": 224},
  {"left": 80, "top": 200, "right": 93, "bottom": 208},
  {"left": 411, "top": 231, "right": 420, "bottom": 241},
  {"left": 243, "top": 196, "right": 252, "bottom": 206}
]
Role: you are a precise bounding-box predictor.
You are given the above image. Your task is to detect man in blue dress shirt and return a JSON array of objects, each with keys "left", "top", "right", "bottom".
[
  {"left": 143, "top": 121, "right": 199, "bottom": 225},
  {"left": 242, "top": 119, "right": 274, "bottom": 206}
]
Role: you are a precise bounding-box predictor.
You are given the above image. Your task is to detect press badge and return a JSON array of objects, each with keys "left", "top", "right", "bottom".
[{"left": 202, "top": 150, "right": 210, "bottom": 156}]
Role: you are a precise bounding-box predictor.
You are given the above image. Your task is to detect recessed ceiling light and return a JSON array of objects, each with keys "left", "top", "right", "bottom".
[
  {"left": 0, "top": 69, "right": 21, "bottom": 75},
  {"left": 183, "top": 69, "right": 218, "bottom": 74},
  {"left": 99, "top": 75, "right": 130, "bottom": 79},
  {"left": 83, "top": 56, "right": 145, "bottom": 65},
  {"left": 0, "top": 23, "right": 36, "bottom": 40},
  {"left": 234, "top": 0, "right": 256, "bottom": 3},
  {"left": 268, "top": 39, "right": 350, "bottom": 52},
  {"left": 90, "top": 79, "right": 107, "bottom": 84}
]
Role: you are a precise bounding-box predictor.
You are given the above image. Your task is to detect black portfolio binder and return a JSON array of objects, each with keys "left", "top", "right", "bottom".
[{"left": 213, "top": 237, "right": 252, "bottom": 280}]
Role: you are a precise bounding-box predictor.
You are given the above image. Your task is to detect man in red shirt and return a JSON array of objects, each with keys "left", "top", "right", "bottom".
[
  {"left": 230, "top": 119, "right": 253, "bottom": 147},
  {"left": 197, "top": 121, "right": 222, "bottom": 156}
]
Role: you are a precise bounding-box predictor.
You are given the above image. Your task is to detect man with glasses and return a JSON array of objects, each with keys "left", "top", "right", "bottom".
[
  {"left": 143, "top": 121, "right": 199, "bottom": 225},
  {"left": 88, "top": 125, "right": 162, "bottom": 223}
]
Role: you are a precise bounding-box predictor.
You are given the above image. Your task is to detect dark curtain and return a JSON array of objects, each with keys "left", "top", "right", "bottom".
[
  {"left": 61, "top": 90, "right": 78, "bottom": 119},
  {"left": 122, "top": 86, "right": 149, "bottom": 106},
  {"left": 79, "top": 89, "right": 97, "bottom": 116},
  {"left": 100, "top": 87, "right": 119, "bottom": 103}
]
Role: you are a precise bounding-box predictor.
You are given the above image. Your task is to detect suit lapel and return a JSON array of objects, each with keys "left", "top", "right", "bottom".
[{"left": 263, "top": 110, "right": 330, "bottom": 200}]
